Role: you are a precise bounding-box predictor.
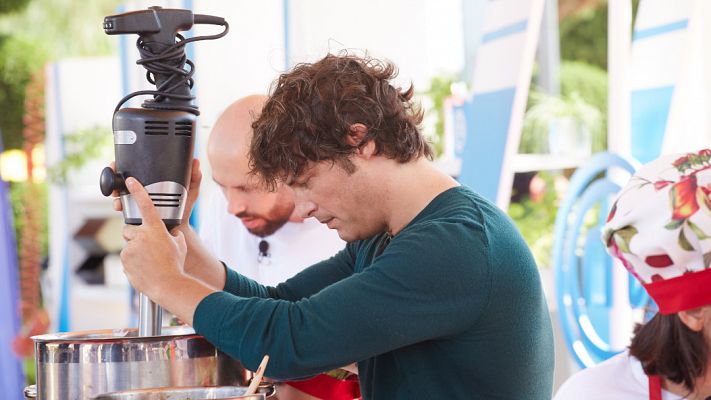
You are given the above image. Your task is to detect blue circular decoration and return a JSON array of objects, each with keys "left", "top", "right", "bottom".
[{"left": 553, "top": 152, "right": 652, "bottom": 368}]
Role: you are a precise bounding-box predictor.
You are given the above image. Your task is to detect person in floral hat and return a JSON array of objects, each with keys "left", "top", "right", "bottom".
[{"left": 555, "top": 149, "right": 711, "bottom": 400}]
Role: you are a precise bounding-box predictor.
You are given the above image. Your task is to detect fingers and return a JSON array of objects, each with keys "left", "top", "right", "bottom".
[
  {"left": 187, "top": 159, "right": 202, "bottom": 202},
  {"left": 123, "top": 225, "right": 140, "bottom": 241},
  {"left": 171, "top": 229, "right": 187, "bottom": 251},
  {"left": 183, "top": 159, "right": 202, "bottom": 223},
  {"left": 109, "top": 161, "right": 121, "bottom": 198},
  {"left": 192, "top": 158, "right": 201, "bottom": 182},
  {"left": 125, "top": 177, "right": 162, "bottom": 227},
  {"left": 109, "top": 161, "right": 123, "bottom": 212}
]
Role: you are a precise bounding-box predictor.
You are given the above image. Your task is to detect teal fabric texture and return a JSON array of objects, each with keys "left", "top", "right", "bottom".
[{"left": 194, "top": 186, "right": 554, "bottom": 399}]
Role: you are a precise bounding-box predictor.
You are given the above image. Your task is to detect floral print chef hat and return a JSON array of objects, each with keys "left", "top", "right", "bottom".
[{"left": 603, "top": 149, "right": 711, "bottom": 314}]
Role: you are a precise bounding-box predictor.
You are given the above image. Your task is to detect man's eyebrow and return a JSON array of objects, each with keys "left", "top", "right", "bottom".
[
  {"left": 214, "top": 176, "right": 258, "bottom": 191},
  {"left": 288, "top": 174, "right": 308, "bottom": 186}
]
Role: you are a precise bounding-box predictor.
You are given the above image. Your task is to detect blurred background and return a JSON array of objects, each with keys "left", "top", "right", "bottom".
[{"left": 1, "top": 0, "right": 710, "bottom": 398}]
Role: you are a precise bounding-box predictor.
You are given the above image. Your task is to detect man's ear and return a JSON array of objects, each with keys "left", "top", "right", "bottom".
[
  {"left": 346, "top": 123, "right": 376, "bottom": 158},
  {"left": 678, "top": 307, "right": 709, "bottom": 332},
  {"left": 346, "top": 123, "right": 368, "bottom": 147}
]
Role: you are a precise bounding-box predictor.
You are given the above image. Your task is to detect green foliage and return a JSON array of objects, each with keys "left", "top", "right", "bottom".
[
  {"left": 560, "top": 2, "right": 607, "bottom": 69},
  {"left": 520, "top": 61, "right": 608, "bottom": 154},
  {"left": 521, "top": 90, "right": 601, "bottom": 154},
  {"left": 0, "top": 0, "right": 30, "bottom": 14},
  {"left": 560, "top": 61, "right": 608, "bottom": 152},
  {"left": 560, "top": 61, "right": 607, "bottom": 113},
  {"left": 514, "top": 60, "right": 609, "bottom": 266},
  {"left": 24, "top": 356, "right": 35, "bottom": 385},
  {"left": 0, "top": 0, "right": 121, "bottom": 58},
  {"left": 9, "top": 181, "right": 48, "bottom": 258},
  {"left": 422, "top": 75, "right": 463, "bottom": 158},
  {"left": 508, "top": 172, "right": 560, "bottom": 268},
  {"left": 559, "top": 0, "right": 642, "bottom": 71},
  {"left": 0, "top": 35, "right": 44, "bottom": 149},
  {"left": 0, "top": 0, "right": 121, "bottom": 150},
  {"left": 47, "top": 125, "right": 113, "bottom": 184}
]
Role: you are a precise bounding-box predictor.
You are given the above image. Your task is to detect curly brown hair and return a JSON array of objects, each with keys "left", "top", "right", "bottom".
[{"left": 250, "top": 53, "right": 433, "bottom": 188}]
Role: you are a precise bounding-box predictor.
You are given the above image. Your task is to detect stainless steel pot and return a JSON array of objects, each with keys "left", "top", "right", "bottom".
[
  {"left": 91, "top": 384, "right": 276, "bottom": 400},
  {"left": 33, "top": 326, "right": 250, "bottom": 400}
]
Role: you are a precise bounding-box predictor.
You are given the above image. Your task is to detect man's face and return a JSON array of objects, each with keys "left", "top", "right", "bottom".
[
  {"left": 288, "top": 158, "right": 386, "bottom": 242},
  {"left": 211, "top": 151, "right": 295, "bottom": 237}
]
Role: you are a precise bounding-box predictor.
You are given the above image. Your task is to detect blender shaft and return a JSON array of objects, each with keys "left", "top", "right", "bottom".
[{"left": 138, "top": 292, "right": 162, "bottom": 336}]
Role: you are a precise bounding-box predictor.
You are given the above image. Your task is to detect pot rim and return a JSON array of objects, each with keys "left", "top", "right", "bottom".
[
  {"left": 92, "top": 384, "right": 274, "bottom": 399},
  {"left": 32, "top": 326, "right": 200, "bottom": 343}
]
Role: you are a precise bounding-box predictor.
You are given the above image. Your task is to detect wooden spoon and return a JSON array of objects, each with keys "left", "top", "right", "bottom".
[{"left": 245, "top": 355, "right": 270, "bottom": 396}]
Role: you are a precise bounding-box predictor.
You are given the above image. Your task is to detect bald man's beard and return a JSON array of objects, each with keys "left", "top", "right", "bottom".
[
  {"left": 239, "top": 215, "right": 289, "bottom": 237},
  {"left": 235, "top": 202, "right": 294, "bottom": 237}
]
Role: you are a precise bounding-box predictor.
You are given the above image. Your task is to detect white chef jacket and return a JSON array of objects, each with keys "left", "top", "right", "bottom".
[{"left": 554, "top": 351, "right": 683, "bottom": 400}]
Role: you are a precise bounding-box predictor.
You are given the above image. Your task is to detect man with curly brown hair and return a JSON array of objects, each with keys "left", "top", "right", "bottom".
[{"left": 117, "top": 53, "right": 555, "bottom": 399}]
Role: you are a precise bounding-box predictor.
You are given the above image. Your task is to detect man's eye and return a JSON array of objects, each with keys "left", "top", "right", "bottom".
[
  {"left": 234, "top": 185, "right": 253, "bottom": 193},
  {"left": 292, "top": 178, "right": 308, "bottom": 189}
]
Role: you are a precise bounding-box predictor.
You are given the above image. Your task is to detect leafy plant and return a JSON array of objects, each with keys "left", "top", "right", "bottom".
[
  {"left": 9, "top": 180, "right": 48, "bottom": 258},
  {"left": 520, "top": 90, "right": 601, "bottom": 154},
  {"left": 508, "top": 171, "right": 560, "bottom": 268},
  {"left": 0, "top": 0, "right": 121, "bottom": 150},
  {"left": 0, "top": 0, "right": 30, "bottom": 14},
  {"left": 560, "top": 61, "right": 608, "bottom": 152},
  {"left": 0, "top": 35, "right": 44, "bottom": 149},
  {"left": 559, "top": 0, "right": 642, "bottom": 71},
  {"left": 520, "top": 60, "right": 607, "bottom": 154},
  {"left": 421, "top": 75, "right": 463, "bottom": 158},
  {"left": 560, "top": 1, "right": 608, "bottom": 69},
  {"left": 47, "top": 125, "right": 113, "bottom": 184}
]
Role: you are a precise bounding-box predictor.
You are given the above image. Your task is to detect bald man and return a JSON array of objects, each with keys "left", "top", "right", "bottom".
[
  {"left": 199, "top": 95, "right": 357, "bottom": 399},
  {"left": 200, "top": 94, "right": 345, "bottom": 285}
]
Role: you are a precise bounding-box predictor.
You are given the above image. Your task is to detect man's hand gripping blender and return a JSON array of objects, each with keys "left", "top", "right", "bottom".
[{"left": 99, "top": 6, "right": 228, "bottom": 336}]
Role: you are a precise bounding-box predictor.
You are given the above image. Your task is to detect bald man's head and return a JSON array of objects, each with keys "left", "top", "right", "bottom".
[
  {"left": 207, "top": 94, "right": 267, "bottom": 163},
  {"left": 207, "top": 95, "right": 295, "bottom": 237}
]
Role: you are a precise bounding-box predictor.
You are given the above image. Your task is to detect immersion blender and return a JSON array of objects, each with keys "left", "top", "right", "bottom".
[{"left": 99, "top": 6, "right": 228, "bottom": 336}]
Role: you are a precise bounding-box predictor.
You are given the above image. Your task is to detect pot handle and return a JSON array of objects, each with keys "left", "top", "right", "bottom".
[
  {"left": 256, "top": 382, "right": 276, "bottom": 397},
  {"left": 24, "top": 385, "right": 37, "bottom": 399}
]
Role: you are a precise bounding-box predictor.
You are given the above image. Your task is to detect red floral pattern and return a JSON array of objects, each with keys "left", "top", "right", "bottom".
[
  {"left": 654, "top": 180, "right": 673, "bottom": 190},
  {"left": 645, "top": 254, "right": 674, "bottom": 268},
  {"left": 605, "top": 149, "right": 711, "bottom": 312},
  {"left": 670, "top": 175, "right": 699, "bottom": 220},
  {"left": 606, "top": 202, "right": 617, "bottom": 222}
]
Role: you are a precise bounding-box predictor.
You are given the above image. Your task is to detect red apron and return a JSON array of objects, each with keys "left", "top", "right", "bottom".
[{"left": 648, "top": 374, "right": 662, "bottom": 400}]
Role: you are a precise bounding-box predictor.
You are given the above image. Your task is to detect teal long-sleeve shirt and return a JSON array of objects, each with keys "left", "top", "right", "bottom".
[{"left": 193, "top": 186, "right": 554, "bottom": 399}]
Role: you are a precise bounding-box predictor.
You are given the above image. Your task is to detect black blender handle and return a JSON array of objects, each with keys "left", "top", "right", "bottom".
[{"left": 99, "top": 167, "right": 126, "bottom": 196}]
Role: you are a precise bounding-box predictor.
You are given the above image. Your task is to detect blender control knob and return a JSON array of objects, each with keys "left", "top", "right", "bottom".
[{"left": 99, "top": 167, "right": 125, "bottom": 196}]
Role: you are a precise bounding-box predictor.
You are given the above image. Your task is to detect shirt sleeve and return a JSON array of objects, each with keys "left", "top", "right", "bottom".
[
  {"left": 193, "top": 221, "right": 490, "bottom": 380},
  {"left": 221, "top": 246, "right": 357, "bottom": 301}
]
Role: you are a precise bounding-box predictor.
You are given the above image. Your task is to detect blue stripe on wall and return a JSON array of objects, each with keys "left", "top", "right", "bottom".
[
  {"left": 183, "top": 0, "right": 200, "bottom": 231},
  {"left": 631, "top": 86, "right": 675, "bottom": 164},
  {"left": 52, "top": 62, "right": 71, "bottom": 332},
  {"left": 283, "top": 0, "right": 290, "bottom": 70},
  {"left": 481, "top": 20, "right": 527, "bottom": 43},
  {"left": 117, "top": 5, "right": 129, "bottom": 101},
  {"left": 458, "top": 87, "right": 516, "bottom": 203},
  {"left": 0, "top": 143, "right": 24, "bottom": 398},
  {"left": 633, "top": 19, "right": 688, "bottom": 41}
]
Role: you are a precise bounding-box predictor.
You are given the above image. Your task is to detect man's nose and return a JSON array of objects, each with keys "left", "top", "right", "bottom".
[
  {"left": 294, "top": 200, "right": 317, "bottom": 219},
  {"left": 226, "top": 191, "right": 247, "bottom": 216}
]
